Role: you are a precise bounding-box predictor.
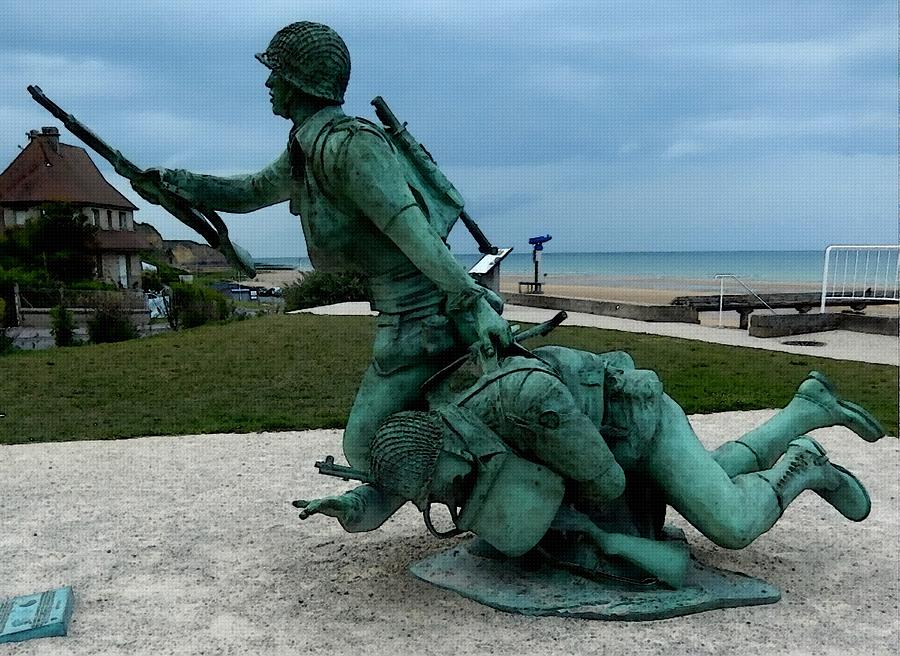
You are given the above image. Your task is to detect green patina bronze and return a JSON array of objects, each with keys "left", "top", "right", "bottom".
[
  {"left": 137, "top": 20, "right": 883, "bottom": 618},
  {"left": 42, "top": 19, "right": 883, "bottom": 619},
  {"left": 301, "top": 341, "right": 884, "bottom": 617},
  {"left": 138, "top": 22, "right": 513, "bottom": 474}
]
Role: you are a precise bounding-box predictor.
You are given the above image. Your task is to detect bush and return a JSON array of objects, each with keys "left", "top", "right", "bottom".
[
  {"left": 0, "top": 298, "right": 11, "bottom": 354},
  {"left": 169, "top": 282, "right": 232, "bottom": 329},
  {"left": 50, "top": 303, "right": 77, "bottom": 347},
  {"left": 0, "top": 203, "right": 98, "bottom": 284},
  {"left": 141, "top": 259, "right": 186, "bottom": 292},
  {"left": 87, "top": 301, "right": 138, "bottom": 344},
  {"left": 283, "top": 270, "right": 369, "bottom": 311},
  {"left": 69, "top": 280, "right": 117, "bottom": 291}
]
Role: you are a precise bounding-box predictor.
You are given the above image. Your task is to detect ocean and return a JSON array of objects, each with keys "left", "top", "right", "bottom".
[{"left": 256, "top": 250, "right": 827, "bottom": 291}]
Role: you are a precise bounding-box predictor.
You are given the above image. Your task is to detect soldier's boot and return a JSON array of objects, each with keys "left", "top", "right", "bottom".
[
  {"left": 792, "top": 372, "right": 885, "bottom": 442},
  {"left": 756, "top": 436, "right": 871, "bottom": 522},
  {"left": 713, "top": 371, "right": 885, "bottom": 477}
]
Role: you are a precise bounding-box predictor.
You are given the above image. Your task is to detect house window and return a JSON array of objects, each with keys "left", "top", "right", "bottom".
[
  {"left": 119, "top": 211, "right": 127, "bottom": 230},
  {"left": 106, "top": 209, "right": 113, "bottom": 229},
  {"left": 91, "top": 208, "right": 99, "bottom": 225},
  {"left": 15, "top": 210, "right": 27, "bottom": 225}
]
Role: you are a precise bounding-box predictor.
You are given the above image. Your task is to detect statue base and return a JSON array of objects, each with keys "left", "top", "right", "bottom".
[{"left": 410, "top": 530, "right": 780, "bottom": 621}]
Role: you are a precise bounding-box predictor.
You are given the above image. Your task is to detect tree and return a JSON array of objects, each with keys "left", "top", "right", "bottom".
[{"left": 0, "top": 203, "right": 98, "bottom": 284}]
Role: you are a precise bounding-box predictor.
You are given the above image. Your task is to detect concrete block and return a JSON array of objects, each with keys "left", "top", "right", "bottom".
[
  {"left": 502, "top": 293, "right": 699, "bottom": 324},
  {"left": 750, "top": 313, "right": 898, "bottom": 338}
]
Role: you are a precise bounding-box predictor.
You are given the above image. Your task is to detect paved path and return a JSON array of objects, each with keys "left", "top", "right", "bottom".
[
  {"left": 297, "top": 302, "right": 899, "bottom": 366},
  {"left": 1, "top": 413, "right": 897, "bottom": 655}
]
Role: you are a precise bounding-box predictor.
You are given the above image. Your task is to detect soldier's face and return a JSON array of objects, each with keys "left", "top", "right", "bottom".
[{"left": 265, "top": 72, "right": 293, "bottom": 117}]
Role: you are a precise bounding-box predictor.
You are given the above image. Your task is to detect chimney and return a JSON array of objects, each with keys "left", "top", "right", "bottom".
[{"left": 26, "top": 126, "right": 60, "bottom": 152}]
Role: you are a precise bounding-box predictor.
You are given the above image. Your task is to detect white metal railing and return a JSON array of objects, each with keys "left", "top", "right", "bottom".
[
  {"left": 714, "top": 273, "right": 776, "bottom": 328},
  {"left": 820, "top": 245, "right": 900, "bottom": 313}
]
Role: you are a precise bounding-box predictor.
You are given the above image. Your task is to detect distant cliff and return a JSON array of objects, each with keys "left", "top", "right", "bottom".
[{"left": 135, "top": 222, "right": 230, "bottom": 271}]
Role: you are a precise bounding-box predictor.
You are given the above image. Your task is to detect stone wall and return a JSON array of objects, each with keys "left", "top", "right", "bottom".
[{"left": 501, "top": 292, "right": 700, "bottom": 323}]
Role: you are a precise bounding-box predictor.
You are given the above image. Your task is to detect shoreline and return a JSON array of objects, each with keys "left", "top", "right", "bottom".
[{"left": 239, "top": 269, "right": 897, "bottom": 323}]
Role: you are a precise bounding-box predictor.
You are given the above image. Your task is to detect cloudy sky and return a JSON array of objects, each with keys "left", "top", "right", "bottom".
[{"left": 1, "top": 1, "right": 896, "bottom": 257}]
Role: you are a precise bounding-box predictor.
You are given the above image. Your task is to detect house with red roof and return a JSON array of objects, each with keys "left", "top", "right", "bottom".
[{"left": 0, "top": 126, "right": 151, "bottom": 288}]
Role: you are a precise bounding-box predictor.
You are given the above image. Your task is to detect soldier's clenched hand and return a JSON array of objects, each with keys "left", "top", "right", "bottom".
[{"left": 472, "top": 298, "right": 512, "bottom": 357}]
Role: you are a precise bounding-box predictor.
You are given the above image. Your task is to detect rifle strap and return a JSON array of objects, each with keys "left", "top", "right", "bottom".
[{"left": 288, "top": 125, "right": 306, "bottom": 180}]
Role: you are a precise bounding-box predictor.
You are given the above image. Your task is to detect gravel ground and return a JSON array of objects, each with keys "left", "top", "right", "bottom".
[{"left": 1, "top": 411, "right": 897, "bottom": 656}]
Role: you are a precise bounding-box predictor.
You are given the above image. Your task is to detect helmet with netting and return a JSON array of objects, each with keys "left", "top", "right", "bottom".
[
  {"left": 256, "top": 22, "right": 351, "bottom": 104},
  {"left": 370, "top": 411, "right": 444, "bottom": 509}
]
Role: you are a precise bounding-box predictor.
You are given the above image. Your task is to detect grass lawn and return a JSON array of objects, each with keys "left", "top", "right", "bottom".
[{"left": 0, "top": 314, "right": 896, "bottom": 444}]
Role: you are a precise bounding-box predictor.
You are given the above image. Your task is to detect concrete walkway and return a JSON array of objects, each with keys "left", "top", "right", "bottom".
[
  {"left": 1, "top": 414, "right": 896, "bottom": 655},
  {"left": 297, "top": 302, "right": 899, "bottom": 366}
]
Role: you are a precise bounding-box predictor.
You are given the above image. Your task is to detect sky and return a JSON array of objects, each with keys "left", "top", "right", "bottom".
[{"left": 1, "top": 1, "right": 897, "bottom": 257}]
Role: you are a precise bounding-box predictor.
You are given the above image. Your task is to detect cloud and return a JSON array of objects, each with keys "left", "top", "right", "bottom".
[
  {"left": 0, "top": 51, "right": 143, "bottom": 99},
  {"left": 444, "top": 152, "right": 896, "bottom": 253},
  {"left": 663, "top": 140, "right": 709, "bottom": 158},
  {"left": 520, "top": 65, "right": 609, "bottom": 100},
  {"left": 697, "top": 112, "right": 894, "bottom": 139},
  {"left": 662, "top": 109, "right": 895, "bottom": 157},
  {"left": 1, "top": 2, "right": 895, "bottom": 257},
  {"left": 694, "top": 24, "right": 894, "bottom": 71}
]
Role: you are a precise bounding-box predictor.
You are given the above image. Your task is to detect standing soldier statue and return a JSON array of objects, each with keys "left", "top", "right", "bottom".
[{"left": 140, "top": 22, "right": 512, "bottom": 473}]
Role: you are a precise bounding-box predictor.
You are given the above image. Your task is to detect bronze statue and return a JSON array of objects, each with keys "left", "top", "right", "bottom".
[
  {"left": 297, "top": 343, "right": 885, "bottom": 614},
  {"left": 139, "top": 22, "right": 512, "bottom": 476},
  {"left": 30, "top": 20, "right": 887, "bottom": 619}
]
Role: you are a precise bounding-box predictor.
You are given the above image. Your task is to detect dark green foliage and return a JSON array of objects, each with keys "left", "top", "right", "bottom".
[
  {"left": 0, "top": 203, "right": 98, "bottom": 284},
  {"left": 0, "top": 298, "right": 11, "bottom": 354},
  {"left": 69, "top": 280, "right": 117, "bottom": 291},
  {"left": 50, "top": 303, "right": 77, "bottom": 347},
  {"left": 140, "top": 258, "right": 186, "bottom": 292},
  {"left": 87, "top": 301, "right": 138, "bottom": 344},
  {"left": 169, "top": 282, "right": 232, "bottom": 329},
  {"left": 0, "top": 269, "right": 46, "bottom": 326},
  {"left": 283, "top": 270, "right": 369, "bottom": 310}
]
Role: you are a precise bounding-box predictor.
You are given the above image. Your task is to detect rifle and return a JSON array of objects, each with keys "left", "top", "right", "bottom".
[
  {"left": 313, "top": 455, "right": 373, "bottom": 484},
  {"left": 550, "top": 505, "right": 690, "bottom": 588},
  {"left": 27, "top": 85, "right": 255, "bottom": 277},
  {"left": 371, "top": 96, "right": 498, "bottom": 256}
]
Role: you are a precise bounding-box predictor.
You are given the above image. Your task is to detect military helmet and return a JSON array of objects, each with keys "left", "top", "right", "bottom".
[
  {"left": 369, "top": 411, "right": 444, "bottom": 509},
  {"left": 256, "top": 22, "right": 351, "bottom": 104}
]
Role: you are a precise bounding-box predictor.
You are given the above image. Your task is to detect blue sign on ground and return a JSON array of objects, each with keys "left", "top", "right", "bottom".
[{"left": 0, "top": 587, "right": 75, "bottom": 644}]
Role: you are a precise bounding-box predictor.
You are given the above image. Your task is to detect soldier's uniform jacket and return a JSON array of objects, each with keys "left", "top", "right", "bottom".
[
  {"left": 441, "top": 353, "right": 625, "bottom": 502},
  {"left": 166, "top": 105, "right": 485, "bottom": 372}
]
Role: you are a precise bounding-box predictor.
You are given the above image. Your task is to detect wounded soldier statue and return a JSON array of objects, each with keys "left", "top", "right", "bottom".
[
  {"left": 295, "top": 337, "right": 885, "bottom": 618},
  {"left": 28, "top": 18, "right": 888, "bottom": 621}
]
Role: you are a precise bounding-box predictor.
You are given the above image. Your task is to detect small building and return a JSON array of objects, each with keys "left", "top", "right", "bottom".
[{"left": 0, "top": 126, "right": 150, "bottom": 288}]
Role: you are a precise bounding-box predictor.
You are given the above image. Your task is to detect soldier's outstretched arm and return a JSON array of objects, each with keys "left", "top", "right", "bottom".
[
  {"left": 332, "top": 130, "right": 511, "bottom": 350},
  {"left": 156, "top": 150, "right": 293, "bottom": 213},
  {"left": 293, "top": 485, "right": 405, "bottom": 533}
]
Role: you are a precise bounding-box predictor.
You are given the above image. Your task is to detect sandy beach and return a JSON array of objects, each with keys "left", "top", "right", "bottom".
[
  {"left": 239, "top": 269, "right": 898, "bottom": 330},
  {"left": 243, "top": 269, "right": 305, "bottom": 289},
  {"left": 243, "top": 269, "right": 897, "bottom": 316},
  {"left": 1, "top": 412, "right": 897, "bottom": 655},
  {"left": 498, "top": 277, "right": 899, "bottom": 327},
  {"left": 500, "top": 276, "right": 826, "bottom": 305}
]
